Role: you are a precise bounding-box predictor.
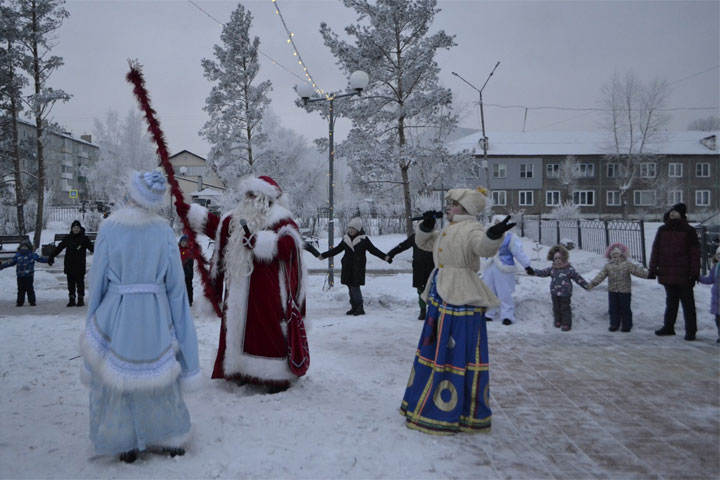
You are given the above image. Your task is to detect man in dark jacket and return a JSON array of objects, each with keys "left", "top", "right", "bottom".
[
  {"left": 318, "top": 217, "right": 391, "bottom": 316},
  {"left": 649, "top": 203, "right": 700, "bottom": 340},
  {"left": 50, "top": 220, "right": 94, "bottom": 306},
  {"left": 388, "top": 233, "right": 435, "bottom": 320}
]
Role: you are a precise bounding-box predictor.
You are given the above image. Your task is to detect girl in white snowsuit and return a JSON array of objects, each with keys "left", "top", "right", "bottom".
[
  {"left": 588, "top": 242, "right": 648, "bottom": 332},
  {"left": 80, "top": 171, "right": 200, "bottom": 463},
  {"left": 481, "top": 228, "right": 533, "bottom": 325}
]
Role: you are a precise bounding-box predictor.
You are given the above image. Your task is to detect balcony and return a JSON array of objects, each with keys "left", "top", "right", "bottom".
[{"left": 61, "top": 172, "right": 73, "bottom": 180}]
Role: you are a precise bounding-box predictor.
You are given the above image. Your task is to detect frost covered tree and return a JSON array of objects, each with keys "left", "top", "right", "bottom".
[
  {"left": 17, "top": 0, "right": 70, "bottom": 248},
  {"left": 600, "top": 71, "right": 669, "bottom": 218},
  {"left": 316, "top": 0, "right": 457, "bottom": 234},
  {"left": 0, "top": 0, "right": 30, "bottom": 234},
  {"left": 200, "top": 3, "right": 271, "bottom": 182},
  {"left": 688, "top": 116, "right": 720, "bottom": 132},
  {"left": 87, "top": 109, "right": 157, "bottom": 204}
]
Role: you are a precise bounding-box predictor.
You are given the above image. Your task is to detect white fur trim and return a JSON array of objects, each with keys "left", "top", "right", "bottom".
[
  {"left": 180, "top": 369, "right": 204, "bottom": 393},
  {"left": 491, "top": 254, "right": 518, "bottom": 273},
  {"left": 105, "top": 206, "right": 167, "bottom": 227},
  {"left": 188, "top": 204, "right": 208, "bottom": 233},
  {"left": 253, "top": 231, "right": 278, "bottom": 262},
  {"left": 240, "top": 176, "right": 282, "bottom": 200}
]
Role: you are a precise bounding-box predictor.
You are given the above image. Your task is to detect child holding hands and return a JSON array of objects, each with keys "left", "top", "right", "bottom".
[
  {"left": 530, "top": 244, "right": 590, "bottom": 331},
  {"left": 588, "top": 242, "right": 648, "bottom": 332},
  {"left": 699, "top": 246, "right": 720, "bottom": 343}
]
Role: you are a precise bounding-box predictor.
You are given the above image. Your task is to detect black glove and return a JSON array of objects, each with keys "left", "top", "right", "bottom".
[
  {"left": 420, "top": 210, "right": 437, "bottom": 232},
  {"left": 48, "top": 257, "right": 54, "bottom": 266},
  {"left": 486, "top": 215, "right": 516, "bottom": 240},
  {"left": 647, "top": 272, "right": 656, "bottom": 280},
  {"left": 525, "top": 266, "right": 534, "bottom": 276}
]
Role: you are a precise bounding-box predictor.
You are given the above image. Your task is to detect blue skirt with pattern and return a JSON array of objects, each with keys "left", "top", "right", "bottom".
[{"left": 400, "top": 273, "right": 491, "bottom": 435}]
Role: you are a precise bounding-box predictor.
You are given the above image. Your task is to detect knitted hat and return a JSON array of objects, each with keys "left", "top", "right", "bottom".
[
  {"left": 348, "top": 217, "right": 363, "bottom": 231},
  {"left": 445, "top": 187, "right": 487, "bottom": 216},
  {"left": 71, "top": 220, "right": 82, "bottom": 229},
  {"left": 240, "top": 175, "right": 283, "bottom": 201},
  {"left": 670, "top": 202, "right": 687, "bottom": 219},
  {"left": 127, "top": 170, "right": 167, "bottom": 209},
  {"left": 604, "top": 242, "right": 629, "bottom": 259}
]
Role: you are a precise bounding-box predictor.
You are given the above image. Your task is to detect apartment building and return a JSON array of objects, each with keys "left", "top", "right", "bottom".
[{"left": 450, "top": 131, "right": 719, "bottom": 220}]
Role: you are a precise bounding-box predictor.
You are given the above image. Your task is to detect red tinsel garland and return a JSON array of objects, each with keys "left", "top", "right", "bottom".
[{"left": 126, "top": 60, "right": 222, "bottom": 317}]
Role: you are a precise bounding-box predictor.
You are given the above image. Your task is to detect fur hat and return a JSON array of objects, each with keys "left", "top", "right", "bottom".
[
  {"left": 547, "top": 244, "right": 569, "bottom": 262},
  {"left": 605, "top": 242, "right": 629, "bottom": 259},
  {"left": 445, "top": 187, "right": 487, "bottom": 216},
  {"left": 348, "top": 217, "right": 363, "bottom": 231},
  {"left": 669, "top": 203, "right": 687, "bottom": 219},
  {"left": 239, "top": 175, "right": 283, "bottom": 201},
  {"left": 127, "top": 170, "right": 167, "bottom": 209}
]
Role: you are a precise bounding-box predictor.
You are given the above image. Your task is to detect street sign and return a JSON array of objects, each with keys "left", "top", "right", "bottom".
[{"left": 69, "top": 189, "right": 78, "bottom": 199}]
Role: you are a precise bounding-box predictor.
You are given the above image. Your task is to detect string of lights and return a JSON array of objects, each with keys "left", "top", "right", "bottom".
[
  {"left": 186, "top": 0, "right": 308, "bottom": 85},
  {"left": 270, "top": 0, "right": 323, "bottom": 97}
]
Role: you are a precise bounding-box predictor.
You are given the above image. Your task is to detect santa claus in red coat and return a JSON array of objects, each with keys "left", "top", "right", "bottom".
[{"left": 187, "top": 175, "right": 308, "bottom": 392}]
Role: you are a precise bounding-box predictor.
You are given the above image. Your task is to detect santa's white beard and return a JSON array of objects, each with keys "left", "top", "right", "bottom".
[{"left": 224, "top": 196, "right": 272, "bottom": 286}]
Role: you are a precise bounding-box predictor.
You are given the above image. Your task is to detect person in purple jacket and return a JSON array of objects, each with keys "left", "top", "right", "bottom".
[
  {"left": 649, "top": 203, "right": 701, "bottom": 341},
  {"left": 529, "top": 244, "right": 590, "bottom": 332},
  {"left": 699, "top": 245, "right": 720, "bottom": 343}
]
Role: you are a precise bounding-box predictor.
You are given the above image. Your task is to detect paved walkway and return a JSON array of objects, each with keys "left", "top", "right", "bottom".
[{"left": 480, "top": 332, "right": 720, "bottom": 479}]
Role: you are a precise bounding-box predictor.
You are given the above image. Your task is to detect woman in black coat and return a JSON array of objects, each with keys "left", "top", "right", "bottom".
[
  {"left": 50, "top": 220, "right": 94, "bottom": 306},
  {"left": 318, "top": 217, "right": 390, "bottom": 315},
  {"left": 388, "top": 233, "right": 435, "bottom": 320}
]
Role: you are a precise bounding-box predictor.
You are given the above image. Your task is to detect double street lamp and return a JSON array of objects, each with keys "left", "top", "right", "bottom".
[
  {"left": 297, "top": 70, "right": 369, "bottom": 288},
  {"left": 452, "top": 62, "right": 500, "bottom": 192}
]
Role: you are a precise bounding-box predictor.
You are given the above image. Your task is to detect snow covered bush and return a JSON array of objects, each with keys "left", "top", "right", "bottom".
[{"left": 550, "top": 200, "right": 581, "bottom": 220}]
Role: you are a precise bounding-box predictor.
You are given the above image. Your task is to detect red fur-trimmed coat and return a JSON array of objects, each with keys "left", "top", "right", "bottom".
[{"left": 188, "top": 203, "right": 308, "bottom": 385}]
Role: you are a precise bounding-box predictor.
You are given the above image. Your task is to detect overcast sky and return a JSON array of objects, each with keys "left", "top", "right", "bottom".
[{"left": 47, "top": 0, "right": 720, "bottom": 157}]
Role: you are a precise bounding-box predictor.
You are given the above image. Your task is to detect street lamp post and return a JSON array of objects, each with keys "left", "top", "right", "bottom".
[
  {"left": 452, "top": 62, "right": 500, "bottom": 192},
  {"left": 297, "top": 70, "right": 369, "bottom": 288}
]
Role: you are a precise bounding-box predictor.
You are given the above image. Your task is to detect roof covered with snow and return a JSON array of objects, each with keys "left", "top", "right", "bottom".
[{"left": 448, "top": 130, "right": 720, "bottom": 156}]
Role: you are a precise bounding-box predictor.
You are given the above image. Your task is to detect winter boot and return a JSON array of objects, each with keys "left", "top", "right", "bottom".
[
  {"left": 417, "top": 306, "right": 426, "bottom": 320},
  {"left": 67, "top": 295, "right": 76, "bottom": 307},
  {"left": 353, "top": 302, "right": 365, "bottom": 316},
  {"left": 158, "top": 447, "right": 185, "bottom": 457},
  {"left": 346, "top": 300, "right": 356, "bottom": 315},
  {"left": 502, "top": 318, "right": 513, "bottom": 326},
  {"left": 654, "top": 326, "right": 675, "bottom": 336},
  {"left": 683, "top": 332, "right": 696, "bottom": 341},
  {"left": 119, "top": 449, "right": 139, "bottom": 463},
  {"left": 76, "top": 296, "right": 84, "bottom": 307}
]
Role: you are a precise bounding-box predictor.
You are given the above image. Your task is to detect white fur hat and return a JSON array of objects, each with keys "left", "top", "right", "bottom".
[
  {"left": 445, "top": 187, "right": 487, "bottom": 216},
  {"left": 348, "top": 217, "right": 363, "bottom": 231},
  {"left": 127, "top": 170, "right": 167, "bottom": 209}
]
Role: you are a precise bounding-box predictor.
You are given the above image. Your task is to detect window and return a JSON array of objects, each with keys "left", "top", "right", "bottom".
[
  {"left": 573, "top": 163, "right": 595, "bottom": 178},
  {"left": 491, "top": 190, "right": 506, "bottom": 206},
  {"left": 519, "top": 191, "right": 534, "bottom": 206},
  {"left": 696, "top": 190, "right": 711, "bottom": 206},
  {"left": 606, "top": 191, "right": 620, "bottom": 206},
  {"left": 696, "top": 163, "right": 710, "bottom": 177},
  {"left": 492, "top": 163, "right": 507, "bottom": 179},
  {"left": 668, "top": 190, "right": 683, "bottom": 205},
  {"left": 607, "top": 163, "right": 618, "bottom": 178},
  {"left": 639, "top": 162, "right": 656, "bottom": 178},
  {"left": 546, "top": 191, "right": 561, "bottom": 206},
  {"left": 546, "top": 164, "right": 559, "bottom": 178},
  {"left": 633, "top": 190, "right": 656, "bottom": 206},
  {"left": 573, "top": 190, "right": 595, "bottom": 206},
  {"left": 668, "top": 163, "right": 683, "bottom": 178},
  {"left": 520, "top": 164, "right": 534, "bottom": 178}
]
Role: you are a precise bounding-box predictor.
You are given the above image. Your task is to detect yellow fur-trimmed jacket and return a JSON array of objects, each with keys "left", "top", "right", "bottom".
[{"left": 415, "top": 214, "right": 503, "bottom": 308}]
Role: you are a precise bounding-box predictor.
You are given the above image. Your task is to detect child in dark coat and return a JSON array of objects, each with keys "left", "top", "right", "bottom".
[
  {"left": 178, "top": 235, "right": 194, "bottom": 305},
  {"left": 318, "top": 217, "right": 391, "bottom": 315},
  {"left": 0, "top": 239, "right": 52, "bottom": 306},
  {"left": 50, "top": 220, "right": 94, "bottom": 306},
  {"left": 530, "top": 244, "right": 590, "bottom": 331},
  {"left": 388, "top": 233, "right": 435, "bottom": 320}
]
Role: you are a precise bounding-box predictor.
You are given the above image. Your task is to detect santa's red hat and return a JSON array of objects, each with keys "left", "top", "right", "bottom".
[{"left": 240, "top": 175, "right": 283, "bottom": 200}]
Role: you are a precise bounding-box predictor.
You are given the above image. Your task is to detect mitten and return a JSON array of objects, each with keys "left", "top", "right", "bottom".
[
  {"left": 420, "top": 210, "right": 437, "bottom": 232},
  {"left": 486, "top": 215, "right": 516, "bottom": 240},
  {"left": 48, "top": 258, "right": 54, "bottom": 266},
  {"left": 525, "top": 266, "right": 534, "bottom": 276}
]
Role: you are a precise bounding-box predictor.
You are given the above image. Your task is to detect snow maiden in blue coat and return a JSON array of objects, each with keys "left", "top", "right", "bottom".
[{"left": 80, "top": 171, "right": 201, "bottom": 463}]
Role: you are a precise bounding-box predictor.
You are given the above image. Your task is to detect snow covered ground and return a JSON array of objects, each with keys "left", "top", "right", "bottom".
[{"left": 0, "top": 223, "right": 718, "bottom": 479}]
